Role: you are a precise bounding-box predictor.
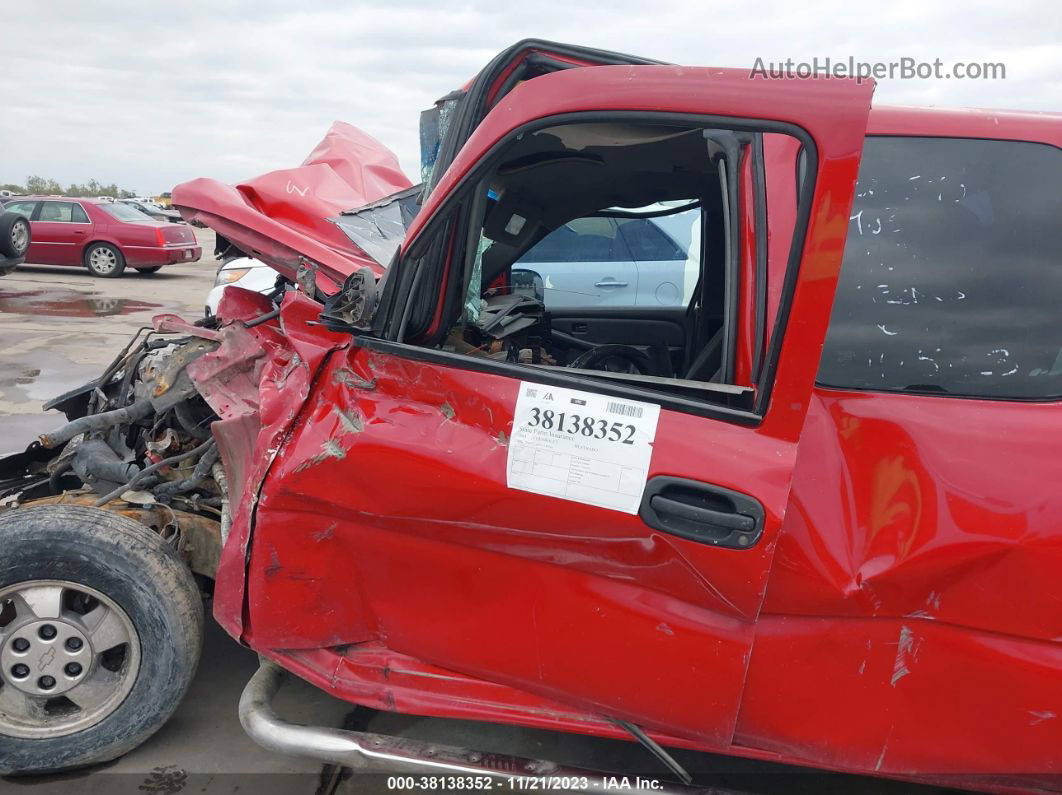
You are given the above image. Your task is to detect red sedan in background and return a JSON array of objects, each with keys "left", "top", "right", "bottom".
[{"left": 1, "top": 197, "right": 201, "bottom": 277}]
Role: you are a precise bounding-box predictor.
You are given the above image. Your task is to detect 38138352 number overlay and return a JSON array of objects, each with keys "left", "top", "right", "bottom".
[
  {"left": 524, "top": 406, "right": 637, "bottom": 444},
  {"left": 506, "top": 382, "right": 661, "bottom": 515}
]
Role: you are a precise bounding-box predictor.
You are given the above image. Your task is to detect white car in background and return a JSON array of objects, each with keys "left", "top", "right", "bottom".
[
  {"left": 518, "top": 206, "right": 699, "bottom": 309},
  {"left": 205, "top": 257, "right": 281, "bottom": 316},
  {"left": 205, "top": 207, "right": 697, "bottom": 316}
]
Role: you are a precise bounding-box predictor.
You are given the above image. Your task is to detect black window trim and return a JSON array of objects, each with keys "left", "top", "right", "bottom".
[
  {"left": 816, "top": 132, "right": 1062, "bottom": 404},
  {"left": 379, "top": 109, "right": 821, "bottom": 427},
  {"left": 704, "top": 129, "right": 749, "bottom": 388},
  {"left": 750, "top": 133, "right": 769, "bottom": 382},
  {"left": 356, "top": 335, "right": 761, "bottom": 424}
]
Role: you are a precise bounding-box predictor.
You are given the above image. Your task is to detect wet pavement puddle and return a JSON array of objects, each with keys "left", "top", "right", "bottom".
[{"left": 0, "top": 287, "right": 165, "bottom": 317}]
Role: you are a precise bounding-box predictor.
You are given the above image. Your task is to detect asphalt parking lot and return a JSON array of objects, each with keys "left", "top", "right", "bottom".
[
  {"left": 0, "top": 230, "right": 959, "bottom": 795},
  {"left": 0, "top": 229, "right": 221, "bottom": 452}
]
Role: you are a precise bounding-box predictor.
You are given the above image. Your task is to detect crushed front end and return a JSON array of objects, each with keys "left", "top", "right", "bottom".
[{"left": 0, "top": 288, "right": 330, "bottom": 586}]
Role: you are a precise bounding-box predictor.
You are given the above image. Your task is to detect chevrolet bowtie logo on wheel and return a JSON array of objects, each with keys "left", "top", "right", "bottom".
[{"left": 36, "top": 647, "right": 56, "bottom": 673}]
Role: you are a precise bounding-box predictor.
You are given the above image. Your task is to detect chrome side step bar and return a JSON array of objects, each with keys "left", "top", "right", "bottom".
[{"left": 239, "top": 661, "right": 714, "bottom": 794}]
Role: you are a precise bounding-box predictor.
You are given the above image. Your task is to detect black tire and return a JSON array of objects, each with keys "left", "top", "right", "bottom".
[
  {"left": 0, "top": 505, "right": 203, "bottom": 774},
  {"left": 0, "top": 213, "right": 30, "bottom": 258},
  {"left": 83, "top": 243, "right": 126, "bottom": 278},
  {"left": 135, "top": 266, "right": 163, "bottom": 274}
]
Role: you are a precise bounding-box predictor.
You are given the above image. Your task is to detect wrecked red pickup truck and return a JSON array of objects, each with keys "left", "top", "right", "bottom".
[{"left": 1, "top": 40, "right": 1060, "bottom": 793}]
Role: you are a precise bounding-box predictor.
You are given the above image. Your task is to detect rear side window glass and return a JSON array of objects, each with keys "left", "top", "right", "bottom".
[
  {"left": 5, "top": 201, "right": 37, "bottom": 216},
  {"left": 615, "top": 217, "right": 686, "bottom": 261},
  {"left": 819, "top": 137, "right": 1062, "bottom": 399},
  {"left": 70, "top": 204, "right": 89, "bottom": 223},
  {"left": 102, "top": 203, "right": 150, "bottom": 222},
  {"left": 519, "top": 218, "right": 630, "bottom": 263},
  {"left": 518, "top": 215, "right": 689, "bottom": 264},
  {"left": 39, "top": 202, "right": 80, "bottom": 222}
]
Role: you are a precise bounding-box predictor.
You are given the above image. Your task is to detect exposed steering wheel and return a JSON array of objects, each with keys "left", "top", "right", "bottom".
[{"left": 568, "top": 344, "right": 655, "bottom": 375}]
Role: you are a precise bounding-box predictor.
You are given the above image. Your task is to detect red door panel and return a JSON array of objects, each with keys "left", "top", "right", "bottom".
[
  {"left": 742, "top": 115, "right": 1062, "bottom": 776},
  {"left": 248, "top": 349, "right": 790, "bottom": 744},
  {"left": 29, "top": 202, "right": 92, "bottom": 266},
  {"left": 737, "top": 390, "right": 1062, "bottom": 773},
  {"left": 29, "top": 222, "right": 78, "bottom": 265},
  {"left": 737, "top": 614, "right": 1062, "bottom": 776},
  {"left": 766, "top": 391, "right": 1062, "bottom": 640},
  {"left": 238, "top": 66, "right": 874, "bottom": 747}
]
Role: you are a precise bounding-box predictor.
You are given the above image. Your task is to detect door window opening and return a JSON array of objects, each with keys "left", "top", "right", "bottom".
[{"left": 393, "top": 118, "right": 808, "bottom": 415}]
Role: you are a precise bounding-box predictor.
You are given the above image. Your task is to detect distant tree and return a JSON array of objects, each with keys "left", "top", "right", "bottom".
[
  {"left": 20, "top": 175, "right": 137, "bottom": 198},
  {"left": 0, "top": 183, "right": 24, "bottom": 194},
  {"left": 25, "top": 175, "right": 48, "bottom": 194}
]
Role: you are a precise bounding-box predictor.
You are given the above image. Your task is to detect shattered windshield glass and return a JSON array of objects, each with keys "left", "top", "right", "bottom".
[
  {"left": 330, "top": 184, "right": 422, "bottom": 267},
  {"left": 420, "top": 93, "right": 462, "bottom": 186}
]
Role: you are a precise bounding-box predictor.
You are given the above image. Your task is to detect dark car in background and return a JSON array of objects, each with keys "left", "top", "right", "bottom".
[
  {"left": 2, "top": 196, "right": 200, "bottom": 277},
  {"left": 0, "top": 208, "right": 31, "bottom": 276},
  {"left": 118, "top": 198, "right": 184, "bottom": 224}
]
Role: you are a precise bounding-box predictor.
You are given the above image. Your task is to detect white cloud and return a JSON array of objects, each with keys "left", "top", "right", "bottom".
[{"left": 0, "top": 0, "right": 1058, "bottom": 194}]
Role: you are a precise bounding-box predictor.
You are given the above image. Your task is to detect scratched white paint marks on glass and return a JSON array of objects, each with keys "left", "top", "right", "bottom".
[{"left": 818, "top": 136, "right": 1062, "bottom": 399}]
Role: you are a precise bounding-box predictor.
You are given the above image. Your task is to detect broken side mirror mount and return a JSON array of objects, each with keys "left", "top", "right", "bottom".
[{"left": 320, "top": 266, "right": 379, "bottom": 334}]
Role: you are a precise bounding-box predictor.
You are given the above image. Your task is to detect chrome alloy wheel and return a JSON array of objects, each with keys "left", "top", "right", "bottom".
[
  {"left": 10, "top": 219, "right": 29, "bottom": 255},
  {"left": 0, "top": 580, "right": 140, "bottom": 738},
  {"left": 88, "top": 246, "right": 118, "bottom": 274}
]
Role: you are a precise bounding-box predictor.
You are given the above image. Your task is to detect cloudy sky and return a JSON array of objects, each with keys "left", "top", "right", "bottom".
[{"left": 2, "top": 0, "right": 1058, "bottom": 195}]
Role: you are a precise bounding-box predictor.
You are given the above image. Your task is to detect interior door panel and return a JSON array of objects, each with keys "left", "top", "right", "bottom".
[{"left": 550, "top": 311, "right": 687, "bottom": 347}]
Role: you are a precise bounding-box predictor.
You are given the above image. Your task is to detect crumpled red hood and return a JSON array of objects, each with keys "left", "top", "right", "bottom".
[{"left": 172, "top": 122, "right": 413, "bottom": 293}]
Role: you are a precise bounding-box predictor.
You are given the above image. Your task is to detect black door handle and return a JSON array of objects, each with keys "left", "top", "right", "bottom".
[
  {"left": 649, "top": 495, "right": 756, "bottom": 533},
  {"left": 640, "top": 477, "right": 764, "bottom": 549}
]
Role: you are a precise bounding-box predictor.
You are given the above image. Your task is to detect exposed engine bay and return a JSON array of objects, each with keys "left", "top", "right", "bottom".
[
  {"left": 0, "top": 340, "right": 225, "bottom": 578},
  {"left": 0, "top": 315, "right": 258, "bottom": 580}
]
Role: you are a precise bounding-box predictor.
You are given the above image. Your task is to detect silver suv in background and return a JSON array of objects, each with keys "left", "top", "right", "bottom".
[
  {"left": 516, "top": 205, "right": 699, "bottom": 309},
  {"left": 205, "top": 208, "right": 697, "bottom": 315}
]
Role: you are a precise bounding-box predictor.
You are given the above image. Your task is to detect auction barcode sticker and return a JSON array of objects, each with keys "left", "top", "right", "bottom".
[
  {"left": 606, "top": 400, "right": 643, "bottom": 418},
  {"left": 506, "top": 382, "right": 660, "bottom": 514}
]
